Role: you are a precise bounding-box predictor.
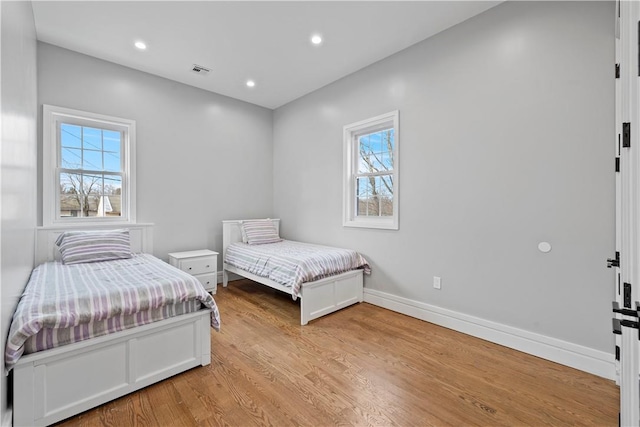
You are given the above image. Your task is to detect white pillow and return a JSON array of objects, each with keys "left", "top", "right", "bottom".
[
  {"left": 241, "top": 219, "right": 282, "bottom": 245},
  {"left": 55, "top": 229, "right": 132, "bottom": 264}
]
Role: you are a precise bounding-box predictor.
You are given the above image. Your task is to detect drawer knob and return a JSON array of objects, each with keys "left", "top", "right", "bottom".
[
  {"left": 188, "top": 267, "right": 192, "bottom": 270},
  {"left": 206, "top": 265, "right": 210, "bottom": 268}
]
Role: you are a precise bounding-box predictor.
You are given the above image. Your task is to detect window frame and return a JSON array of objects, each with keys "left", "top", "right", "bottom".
[
  {"left": 343, "top": 110, "right": 399, "bottom": 230},
  {"left": 42, "top": 104, "right": 136, "bottom": 226}
]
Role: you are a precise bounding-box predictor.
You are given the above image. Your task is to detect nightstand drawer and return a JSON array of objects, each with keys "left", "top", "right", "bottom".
[
  {"left": 180, "top": 257, "right": 215, "bottom": 275},
  {"left": 196, "top": 273, "right": 217, "bottom": 293}
]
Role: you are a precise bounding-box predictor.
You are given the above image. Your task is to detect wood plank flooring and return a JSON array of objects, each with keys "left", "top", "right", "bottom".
[{"left": 57, "top": 279, "right": 619, "bottom": 426}]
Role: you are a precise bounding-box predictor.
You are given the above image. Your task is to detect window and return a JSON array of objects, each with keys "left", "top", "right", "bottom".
[
  {"left": 42, "top": 105, "right": 136, "bottom": 226},
  {"left": 343, "top": 110, "right": 399, "bottom": 230}
]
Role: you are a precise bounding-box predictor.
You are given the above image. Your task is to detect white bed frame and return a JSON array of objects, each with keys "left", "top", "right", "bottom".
[
  {"left": 222, "top": 219, "right": 363, "bottom": 325},
  {"left": 11, "top": 224, "right": 212, "bottom": 427}
]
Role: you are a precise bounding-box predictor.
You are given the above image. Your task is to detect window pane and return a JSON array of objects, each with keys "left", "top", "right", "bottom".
[
  {"left": 103, "top": 154, "right": 121, "bottom": 172},
  {"left": 60, "top": 124, "right": 81, "bottom": 148},
  {"left": 61, "top": 147, "right": 82, "bottom": 169},
  {"left": 385, "top": 129, "right": 395, "bottom": 151},
  {"left": 380, "top": 150, "right": 392, "bottom": 171},
  {"left": 101, "top": 175, "right": 122, "bottom": 217},
  {"left": 82, "top": 127, "right": 102, "bottom": 151},
  {"left": 356, "top": 177, "right": 370, "bottom": 216},
  {"left": 383, "top": 129, "right": 394, "bottom": 170},
  {"left": 358, "top": 154, "right": 372, "bottom": 174},
  {"left": 378, "top": 175, "right": 394, "bottom": 216},
  {"left": 83, "top": 149, "right": 103, "bottom": 170},
  {"left": 368, "top": 196, "right": 380, "bottom": 216},
  {"left": 102, "top": 130, "right": 121, "bottom": 152},
  {"left": 357, "top": 196, "right": 379, "bottom": 216},
  {"left": 371, "top": 151, "right": 384, "bottom": 172},
  {"left": 358, "top": 135, "right": 371, "bottom": 174},
  {"left": 369, "top": 132, "right": 382, "bottom": 153},
  {"left": 103, "top": 130, "right": 121, "bottom": 172},
  {"left": 359, "top": 134, "right": 370, "bottom": 152},
  {"left": 59, "top": 173, "right": 81, "bottom": 218}
]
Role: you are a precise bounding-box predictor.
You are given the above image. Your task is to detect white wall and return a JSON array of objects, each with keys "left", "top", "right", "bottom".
[
  {"left": 274, "top": 1, "right": 615, "bottom": 358},
  {"left": 0, "top": 1, "right": 38, "bottom": 423},
  {"left": 37, "top": 43, "right": 274, "bottom": 261}
]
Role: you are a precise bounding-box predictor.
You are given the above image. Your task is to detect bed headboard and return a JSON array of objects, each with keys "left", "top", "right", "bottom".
[
  {"left": 35, "top": 223, "right": 154, "bottom": 266},
  {"left": 222, "top": 219, "right": 280, "bottom": 262}
]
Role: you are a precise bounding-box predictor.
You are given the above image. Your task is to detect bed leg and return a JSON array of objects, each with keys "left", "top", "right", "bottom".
[{"left": 223, "top": 270, "right": 228, "bottom": 287}]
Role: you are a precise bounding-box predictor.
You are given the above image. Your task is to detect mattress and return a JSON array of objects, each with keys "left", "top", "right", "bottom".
[
  {"left": 22, "top": 299, "right": 202, "bottom": 354},
  {"left": 5, "top": 253, "right": 220, "bottom": 371},
  {"left": 224, "top": 240, "right": 370, "bottom": 298}
]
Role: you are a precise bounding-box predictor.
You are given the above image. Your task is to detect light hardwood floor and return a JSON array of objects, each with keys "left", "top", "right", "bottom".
[{"left": 58, "top": 279, "right": 619, "bottom": 426}]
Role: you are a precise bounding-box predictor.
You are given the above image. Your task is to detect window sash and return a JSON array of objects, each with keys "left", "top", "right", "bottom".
[{"left": 58, "top": 123, "right": 124, "bottom": 173}]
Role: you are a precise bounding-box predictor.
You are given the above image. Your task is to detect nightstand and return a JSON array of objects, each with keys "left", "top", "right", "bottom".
[{"left": 168, "top": 249, "right": 218, "bottom": 294}]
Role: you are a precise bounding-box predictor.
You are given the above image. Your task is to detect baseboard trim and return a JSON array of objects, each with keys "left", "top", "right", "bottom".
[{"left": 364, "top": 288, "right": 616, "bottom": 380}]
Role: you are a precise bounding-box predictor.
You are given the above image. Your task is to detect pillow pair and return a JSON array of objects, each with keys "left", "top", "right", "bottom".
[
  {"left": 240, "top": 219, "right": 282, "bottom": 245},
  {"left": 55, "top": 229, "right": 132, "bottom": 264}
]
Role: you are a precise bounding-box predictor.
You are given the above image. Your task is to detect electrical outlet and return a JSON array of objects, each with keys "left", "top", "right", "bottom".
[{"left": 433, "top": 276, "right": 441, "bottom": 290}]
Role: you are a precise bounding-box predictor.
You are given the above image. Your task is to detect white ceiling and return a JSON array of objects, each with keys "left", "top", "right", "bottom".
[{"left": 32, "top": 1, "right": 501, "bottom": 109}]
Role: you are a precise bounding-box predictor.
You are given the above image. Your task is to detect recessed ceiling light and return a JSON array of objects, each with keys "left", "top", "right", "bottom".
[
  {"left": 134, "top": 41, "right": 147, "bottom": 50},
  {"left": 311, "top": 34, "right": 323, "bottom": 45},
  {"left": 246, "top": 80, "right": 256, "bottom": 88}
]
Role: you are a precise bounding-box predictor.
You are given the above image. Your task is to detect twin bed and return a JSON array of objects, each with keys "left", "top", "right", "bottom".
[
  {"left": 8, "top": 224, "right": 219, "bottom": 427},
  {"left": 6, "top": 220, "right": 368, "bottom": 426},
  {"left": 222, "top": 219, "right": 370, "bottom": 325}
]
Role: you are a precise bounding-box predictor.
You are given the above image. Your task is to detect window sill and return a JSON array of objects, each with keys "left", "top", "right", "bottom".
[
  {"left": 343, "top": 218, "right": 398, "bottom": 230},
  {"left": 49, "top": 217, "right": 133, "bottom": 227}
]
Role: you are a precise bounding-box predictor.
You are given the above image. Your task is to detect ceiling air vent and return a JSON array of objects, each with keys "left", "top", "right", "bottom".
[{"left": 191, "top": 64, "right": 211, "bottom": 74}]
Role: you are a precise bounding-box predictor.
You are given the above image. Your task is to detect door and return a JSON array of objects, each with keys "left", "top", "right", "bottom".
[{"left": 616, "top": 1, "right": 640, "bottom": 425}]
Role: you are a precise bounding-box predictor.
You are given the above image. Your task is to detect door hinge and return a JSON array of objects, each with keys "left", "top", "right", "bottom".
[
  {"left": 616, "top": 345, "right": 620, "bottom": 361},
  {"left": 616, "top": 63, "right": 620, "bottom": 78},
  {"left": 616, "top": 157, "right": 620, "bottom": 172},
  {"left": 608, "top": 251, "right": 620, "bottom": 268},
  {"left": 623, "top": 122, "right": 631, "bottom": 148}
]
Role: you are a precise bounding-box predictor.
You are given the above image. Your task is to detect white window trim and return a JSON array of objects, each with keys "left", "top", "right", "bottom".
[
  {"left": 343, "top": 110, "right": 399, "bottom": 230},
  {"left": 42, "top": 104, "right": 136, "bottom": 226}
]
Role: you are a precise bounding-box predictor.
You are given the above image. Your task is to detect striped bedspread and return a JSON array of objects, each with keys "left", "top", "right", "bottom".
[
  {"left": 5, "top": 254, "right": 220, "bottom": 372},
  {"left": 224, "top": 240, "right": 370, "bottom": 299}
]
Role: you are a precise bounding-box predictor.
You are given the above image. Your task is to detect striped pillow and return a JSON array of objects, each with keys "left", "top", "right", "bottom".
[
  {"left": 55, "top": 229, "right": 133, "bottom": 264},
  {"left": 241, "top": 220, "right": 282, "bottom": 245}
]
